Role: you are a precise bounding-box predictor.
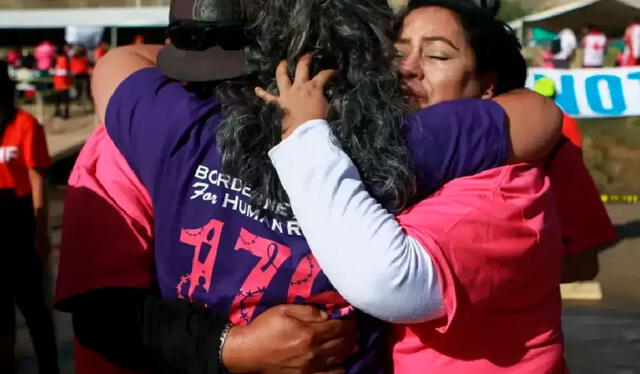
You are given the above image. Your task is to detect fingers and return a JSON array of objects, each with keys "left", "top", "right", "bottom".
[
  {"left": 310, "top": 317, "right": 359, "bottom": 342},
  {"left": 255, "top": 87, "right": 279, "bottom": 104},
  {"left": 294, "top": 53, "right": 313, "bottom": 84},
  {"left": 276, "top": 60, "right": 292, "bottom": 91},
  {"left": 281, "top": 304, "right": 330, "bottom": 322},
  {"left": 310, "top": 336, "right": 360, "bottom": 371},
  {"left": 313, "top": 368, "right": 346, "bottom": 374},
  {"left": 311, "top": 69, "right": 337, "bottom": 89}
]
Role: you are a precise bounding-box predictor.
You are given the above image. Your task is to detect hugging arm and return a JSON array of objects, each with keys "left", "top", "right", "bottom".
[
  {"left": 269, "top": 121, "right": 444, "bottom": 323},
  {"left": 260, "top": 56, "right": 562, "bottom": 324}
]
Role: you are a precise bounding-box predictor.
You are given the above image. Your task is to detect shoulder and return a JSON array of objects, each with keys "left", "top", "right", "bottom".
[
  {"left": 404, "top": 98, "right": 506, "bottom": 148},
  {"left": 443, "top": 164, "right": 548, "bottom": 203},
  {"left": 107, "top": 67, "right": 217, "bottom": 115},
  {"left": 401, "top": 164, "right": 552, "bottom": 247},
  {"left": 408, "top": 99, "right": 504, "bottom": 125},
  {"left": 15, "top": 110, "right": 39, "bottom": 130},
  {"left": 105, "top": 67, "right": 221, "bottom": 136},
  {"left": 406, "top": 164, "right": 548, "bottom": 216}
]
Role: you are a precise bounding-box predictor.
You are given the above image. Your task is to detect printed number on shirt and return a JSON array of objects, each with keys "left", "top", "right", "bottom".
[{"left": 179, "top": 219, "right": 350, "bottom": 324}]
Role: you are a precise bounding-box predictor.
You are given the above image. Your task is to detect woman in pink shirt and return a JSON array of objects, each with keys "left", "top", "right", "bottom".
[{"left": 258, "top": 0, "right": 569, "bottom": 372}]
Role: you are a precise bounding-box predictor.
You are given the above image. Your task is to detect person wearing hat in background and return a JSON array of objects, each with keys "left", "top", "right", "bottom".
[
  {"left": 55, "top": 0, "right": 564, "bottom": 373},
  {"left": 0, "top": 61, "right": 59, "bottom": 374},
  {"left": 533, "top": 76, "right": 616, "bottom": 282}
]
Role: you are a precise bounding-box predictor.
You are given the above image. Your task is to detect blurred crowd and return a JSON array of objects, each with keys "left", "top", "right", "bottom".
[
  {"left": 538, "top": 17, "right": 640, "bottom": 69},
  {"left": 0, "top": 35, "right": 147, "bottom": 120}
]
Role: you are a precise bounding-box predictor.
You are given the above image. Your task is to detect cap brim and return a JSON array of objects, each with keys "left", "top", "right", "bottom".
[{"left": 158, "top": 44, "right": 246, "bottom": 82}]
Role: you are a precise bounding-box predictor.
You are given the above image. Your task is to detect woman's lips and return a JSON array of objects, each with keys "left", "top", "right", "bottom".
[{"left": 401, "top": 84, "right": 429, "bottom": 109}]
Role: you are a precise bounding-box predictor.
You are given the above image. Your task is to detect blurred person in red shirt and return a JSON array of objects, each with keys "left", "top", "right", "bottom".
[
  {"left": 93, "top": 42, "right": 109, "bottom": 63},
  {"left": 70, "top": 45, "right": 91, "bottom": 106},
  {"left": 534, "top": 76, "right": 616, "bottom": 281},
  {"left": 53, "top": 47, "right": 71, "bottom": 119},
  {"left": 132, "top": 34, "right": 145, "bottom": 45},
  {"left": 5, "top": 48, "right": 19, "bottom": 67},
  {"left": 0, "top": 61, "right": 59, "bottom": 374},
  {"left": 623, "top": 16, "right": 640, "bottom": 66}
]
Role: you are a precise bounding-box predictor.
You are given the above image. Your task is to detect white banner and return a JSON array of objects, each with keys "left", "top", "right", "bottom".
[{"left": 526, "top": 67, "right": 640, "bottom": 119}]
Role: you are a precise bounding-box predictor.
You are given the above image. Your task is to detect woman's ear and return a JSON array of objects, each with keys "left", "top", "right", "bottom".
[{"left": 480, "top": 71, "right": 498, "bottom": 99}]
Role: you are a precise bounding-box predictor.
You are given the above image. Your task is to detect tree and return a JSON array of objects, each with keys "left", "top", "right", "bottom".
[{"left": 496, "top": 0, "right": 530, "bottom": 22}]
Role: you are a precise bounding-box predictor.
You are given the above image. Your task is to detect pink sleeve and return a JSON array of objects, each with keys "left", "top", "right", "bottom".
[
  {"left": 396, "top": 192, "right": 468, "bottom": 334},
  {"left": 405, "top": 224, "right": 458, "bottom": 333},
  {"left": 55, "top": 126, "right": 154, "bottom": 308},
  {"left": 395, "top": 165, "right": 562, "bottom": 334}
]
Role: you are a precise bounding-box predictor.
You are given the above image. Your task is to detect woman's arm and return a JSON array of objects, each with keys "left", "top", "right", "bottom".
[
  {"left": 493, "top": 89, "right": 563, "bottom": 162},
  {"left": 92, "top": 44, "right": 162, "bottom": 124},
  {"left": 258, "top": 56, "right": 444, "bottom": 323},
  {"left": 28, "top": 167, "right": 50, "bottom": 262},
  {"left": 269, "top": 120, "right": 444, "bottom": 323},
  {"left": 71, "top": 288, "right": 354, "bottom": 374},
  {"left": 59, "top": 128, "right": 355, "bottom": 374},
  {"left": 562, "top": 248, "right": 600, "bottom": 283}
]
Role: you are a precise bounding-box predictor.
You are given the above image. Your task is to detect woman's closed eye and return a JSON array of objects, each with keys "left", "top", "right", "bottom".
[{"left": 423, "top": 52, "right": 451, "bottom": 61}]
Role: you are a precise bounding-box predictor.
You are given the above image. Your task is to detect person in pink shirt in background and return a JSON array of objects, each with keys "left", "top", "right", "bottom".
[
  {"left": 34, "top": 40, "right": 56, "bottom": 72},
  {"left": 543, "top": 48, "right": 556, "bottom": 68},
  {"left": 34, "top": 40, "right": 57, "bottom": 92},
  {"left": 5, "top": 48, "right": 20, "bottom": 68}
]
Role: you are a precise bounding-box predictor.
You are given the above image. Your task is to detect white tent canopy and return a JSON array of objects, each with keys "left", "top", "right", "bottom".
[
  {"left": 510, "top": 0, "right": 640, "bottom": 37},
  {"left": 0, "top": 6, "right": 169, "bottom": 29}
]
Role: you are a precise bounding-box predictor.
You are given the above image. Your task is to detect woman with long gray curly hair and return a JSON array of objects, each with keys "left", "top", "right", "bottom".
[{"left": 216, "top": 0, "right": 416, "bottom": 214}]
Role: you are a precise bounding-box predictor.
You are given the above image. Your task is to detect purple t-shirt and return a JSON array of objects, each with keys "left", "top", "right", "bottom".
[{"left": 105, "top": 67, "right": 507, "bottom": 373}]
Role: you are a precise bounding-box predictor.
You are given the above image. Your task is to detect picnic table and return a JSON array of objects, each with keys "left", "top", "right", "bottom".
[{"left": 12, "top": 69, "right": 58, "bottom": 124}]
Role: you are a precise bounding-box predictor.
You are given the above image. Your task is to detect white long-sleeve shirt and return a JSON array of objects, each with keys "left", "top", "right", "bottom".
[
  {"left": 269, "top": 120, "right": 444, "bottom": 323},
  {"left": 553, "top": 28, "right": 577, "bottom": 60}
]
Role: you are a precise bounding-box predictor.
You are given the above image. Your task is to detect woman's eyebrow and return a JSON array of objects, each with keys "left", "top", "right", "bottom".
[{"left": 421, "top": 36, "right": 459, "bottom": 51}]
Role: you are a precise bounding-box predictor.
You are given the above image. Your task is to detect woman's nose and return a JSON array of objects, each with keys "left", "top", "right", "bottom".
[{"left": 399, "top": 53, "right": 423, "bottom": 80}]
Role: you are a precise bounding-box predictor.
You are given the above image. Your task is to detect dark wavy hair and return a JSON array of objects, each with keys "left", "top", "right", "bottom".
[
  {"left": 0, "top": 61, "right": 17, "bottom": 139},
  {"left": 215, "top": 0, "right": 416, "bottom": 215},
  {"left": 403, "top": 0, "right": 527, "bottom": 94}
]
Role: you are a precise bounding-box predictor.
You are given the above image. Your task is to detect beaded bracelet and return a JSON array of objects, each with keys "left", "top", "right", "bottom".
[{"left": 218, "top": 322, "right": 234, "bottom": 371}]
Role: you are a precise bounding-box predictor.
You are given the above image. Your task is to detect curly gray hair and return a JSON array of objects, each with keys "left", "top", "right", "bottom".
[{"left": 215, "top": 0, "right": 417, "bottom": 215}]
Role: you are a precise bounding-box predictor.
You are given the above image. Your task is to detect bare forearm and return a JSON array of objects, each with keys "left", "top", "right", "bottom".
[
  {"left": 493, "top": 89, "right": 563, "bottom": 162},
  {"left": 28, "top": 168, "right": 48, "bottom": 234},
  {"left": 562, "top": 248, "right": 600, "bottom": 283},
  {"left": 93, "top": 44, "right": 163, "bottom": 124}
]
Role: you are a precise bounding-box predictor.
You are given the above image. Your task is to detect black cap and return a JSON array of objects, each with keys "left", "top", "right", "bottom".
[{"left": 157, "top": 0, "right": 250, "bottom": 82}]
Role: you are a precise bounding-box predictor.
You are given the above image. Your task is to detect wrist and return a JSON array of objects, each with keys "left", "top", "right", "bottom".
[
  {"left": 282, "top": 117, "right": 327, "bottom": 140},
  {"left": 221, "top": 325, "right": 260, "bottom": 373}
]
